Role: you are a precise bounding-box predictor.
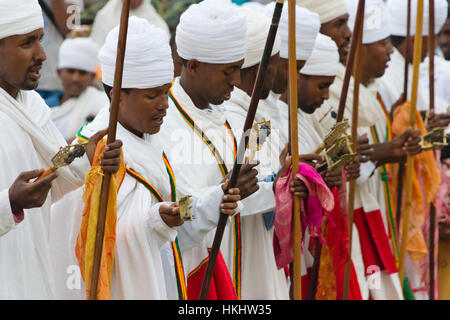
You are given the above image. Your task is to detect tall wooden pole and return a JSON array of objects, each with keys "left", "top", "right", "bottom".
[
  {"left": 198, "top": 0, "right": 284, "bottom": 299},
  {"left": 396, "top": 0, "right": 412, "bottom": 233},
  {"left": 89, "top": 0, "right": 130, "bottom": 300},
  {"left": 427, "top": 0, "right": 437, "bottom": 301},
  {"left": 342, "top": 15, "right": 364, "bottom": 300},
  {"left": 287, "top": 0, "right": 302, "bottom": 300},
  {"left": 399, "top": 0, "right": 424, "bottom": 290},
  {"left": 307, "top": 0, "right": 366, "bottom": 300}
]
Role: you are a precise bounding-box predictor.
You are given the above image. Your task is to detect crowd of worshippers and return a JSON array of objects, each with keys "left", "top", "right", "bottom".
[{"left": 0, "top": 0, "right": 450, "bottom": 301}]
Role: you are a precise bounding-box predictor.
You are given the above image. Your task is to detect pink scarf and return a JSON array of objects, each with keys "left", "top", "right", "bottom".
[{"left": 273, "top": 163, "right": 334, "bottom": 269}]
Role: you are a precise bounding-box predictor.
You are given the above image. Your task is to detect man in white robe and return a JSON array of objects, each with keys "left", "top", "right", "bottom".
[
  {"left": 49, "top": 17, "right": 241, "bottom": 300},
  {"left": 89, "top": 0, "right": 170, "bottom": 48},
  {"left": 51, "top": 37, "right": 109, "bottom": 142},
  {"left": 0, "top": 0, "right": 121, "bottom": 299},
  {"left": 159, "top": 0, "right": 273, "bottom": 299}
]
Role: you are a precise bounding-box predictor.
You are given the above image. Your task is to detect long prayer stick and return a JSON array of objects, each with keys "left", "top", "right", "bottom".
[
  {"left": 399, "top": 0, "right": 424, "bottom": 290},
  {"left": 428, "top": 0, "right": 436, "bottom": 301},
  {"left": 287, "top": 0, "right": 302, "bottom": 300},
  {"left": 89, "top": 0, "right": 130, "bottom": 300},
  {"left": 307, "top": 0, "right": 366, "bottom": 300},
  {"left": 396, "top": 0, "right": 412, "bottom": 234},
  {"left": 342, "top": 16, "right": 364, "bottom": 301},
  {"left": 198, "top": 0, "right": 284, "bottom": 299}
]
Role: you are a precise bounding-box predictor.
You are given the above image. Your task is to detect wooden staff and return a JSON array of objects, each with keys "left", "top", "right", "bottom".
[
  {"left": 396, "top": 0, "right": 412, "bottom": 234},
  {"left": 398, "top": 0, "right": 424, "bottom": 291},
  {"left": 198, "top": 0, "right": 284, "bottom": 299},
  {"left": 286, "top": 0, "right": 302, "bottom": 300},
  {"left": 342, "top": 13, "right": 364, "bottom": 301},
  {"left": 307, "top": 0, "right": 366, "bottom": 300},
  {"left": 428, "top": 0, "right": 436, "bottom": 301},
  {"left": 89, "top": 0, "right": 130, "bottom": 300}
]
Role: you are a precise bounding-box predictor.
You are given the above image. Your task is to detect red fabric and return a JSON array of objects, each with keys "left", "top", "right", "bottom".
[
  {"left": 353, "top": 207, "right": 397, "bottom": 275},
  {"left": 12, "top": 209, "right": 24, "bottom": 223},
  {"left": 186, "top": 250, "right": 237, "bottom": 300},
  {"left": 325, "top": 186, "right": 363, "bottom": 300}
]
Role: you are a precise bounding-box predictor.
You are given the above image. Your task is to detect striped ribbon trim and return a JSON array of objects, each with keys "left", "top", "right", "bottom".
[
  {"left": 371, "top": 94, "right": 401, "bottom": 265},
  {"left": 169, "top": 88, "right": 242, "bottom": 299},
  {"left": 76, "top": 124, "right": 188, "bottom": 300}
]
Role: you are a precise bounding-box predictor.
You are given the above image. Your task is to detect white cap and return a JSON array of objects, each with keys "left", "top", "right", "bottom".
[
  {"left": 0, "top": 0, "right": 44, "bottom": 40},
  {"left": 58, "top": 38, "right": 99, "bottom": 73},
  {"left": 300, "top": 33, "right": 340, "bottom": 76}
]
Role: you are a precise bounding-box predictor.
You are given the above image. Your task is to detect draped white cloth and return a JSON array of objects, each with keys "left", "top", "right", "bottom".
[
  {"left": 216, "top": 87, "right": 290, "bottom": 299},
  {"left": 50, "top": 107, "right": 226, "bottom": 299},
  {"left": 378, "top": 48, "right": 449, "bottom": 115},
  {"left": 175, "top": 0, "right": 247, "bottom": 64},
  {"left": 0, "top": 88, "right": 90, "bottom": 299},
  {"left": 89, "top": 0, "right": 170, "bottom": 49},
  {"left": 0, "top": 0, "right": 43, "bottom": 40},
  {"left": 51, "top": 86, "right": 109, "bottom": 141}
]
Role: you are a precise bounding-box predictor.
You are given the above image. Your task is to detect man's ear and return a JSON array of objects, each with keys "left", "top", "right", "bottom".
[
  {"left": 186, "top": 59, "right": 200, "bottom": 76},
  {"left": 56, "top": 69, "right": 62, "bottom": 78}
]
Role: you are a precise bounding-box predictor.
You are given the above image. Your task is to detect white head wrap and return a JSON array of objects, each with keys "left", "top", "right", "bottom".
[
  {"left": 387, "top": 0, "right": 449, "bottom": 36},
  {"left": 0, "top": 0, "right": 44, "bottom": 40},
  {"left": 176, "top": 0, "right": 247, "bottom": 64},
  {"left": 297, "top": 0, "right": 349, "bottom": 24},
  {"left": 300, "top": 33, "right": 340, "bottom": 76},
  {"left": 346, "top": 0, "right": 391, "bottom": 44},
  {"left": 238, "top": 6, "right": 281, "bottom": 69},
  {"left": 265, "top": 2, "right": 320, "bottom": 60},
  {"left": 99, "top": 16, "right": 174, "bottom": 89},
  {"left": 58, "top": 38, "right": 99, "bottom": 73}
]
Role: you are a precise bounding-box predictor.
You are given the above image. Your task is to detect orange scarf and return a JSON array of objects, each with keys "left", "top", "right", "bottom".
[
  {"left": 390, "top": 100, "right": 441, "bottom": 261},
  {"left": 75, "top": 139, "right": 126, "bottom": 300}
]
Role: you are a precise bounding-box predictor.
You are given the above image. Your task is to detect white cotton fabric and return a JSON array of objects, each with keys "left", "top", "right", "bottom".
[
  {"left": 89, "top": 0, "right": 170, "bottom": 48},
  {"left": 0, "top": 87, "right": 90, "bottom": 299},
  {"left": 300, "top": 33, "right": 340, "bottom": 76},
  {"left": 0, "top": 0, "right": 44, "bottom": 40},
  {"left": 51, "top": 86, "right": 109, "bottom": 141},
  {"left": 346, "top": 0, "right": 391, "bottom": 44},
  {"left": 176, "top": 0, "right": 247, "bottom": 64},
  {"left": 297, "top": 0, "right": 349, "bottom": 24},
  {"left": 265, "top": 2, "right": 320, "bottom": 60},
  {"left": 238, "top": 6, "right": 281, "bottom": 69},
  {"left": 99, "top": 16, "right": 174, "bottom": 89},
  {"left": 58, "top": 38, "right": 99, "bottom": 73},
  {"left": 387, "top": 0, "right": 449, "bottom": 36}
]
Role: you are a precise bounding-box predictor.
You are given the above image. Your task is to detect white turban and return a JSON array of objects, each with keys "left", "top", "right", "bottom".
[
  {"left": 297, "top": 0, "right": 349, "bottom": 24},
  {"left": 176, "top": 0, "right": 247, "bottom": 64},
  {"left": 265, "top": 2, "right": 320, "bottom": 61},
  {"left": 346, "top": 0, "right": 391, "bottom": 44},
  {"left": 300, "top": 33, "right": 340, "bottom": 76},
  {"left": 58, "top": 38, "right": 99, "bottom": 73},
  {"left": 387, "top": 0, "right": 449, "bottom": 36},
  {"left": 99, "top": 16, "right": 174, "bottom": 89},
  {"left": 238, "top": 6, "right": 281, "bottom": 69},
  {"left": 0, "top": 0, "right": 44, "bottom": 40}
]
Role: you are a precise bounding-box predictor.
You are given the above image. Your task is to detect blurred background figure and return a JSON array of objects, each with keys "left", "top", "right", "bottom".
[
  {"left": 51, "top": 37, "right": 109, "bottom": 142},
  {"left": 37, "top": 0, "right": 85, "bottom": 105}
]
